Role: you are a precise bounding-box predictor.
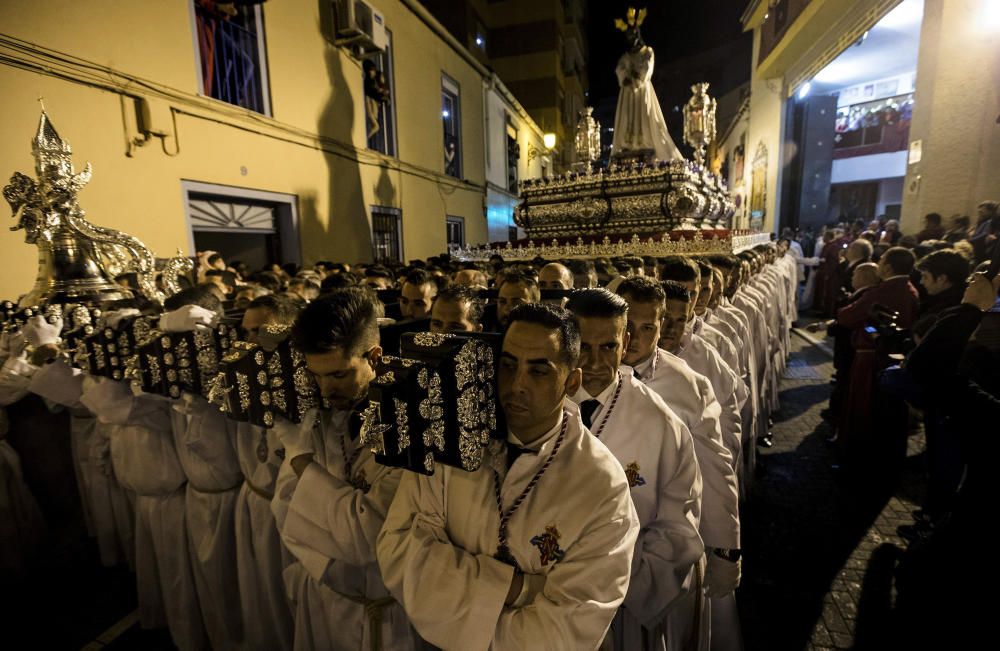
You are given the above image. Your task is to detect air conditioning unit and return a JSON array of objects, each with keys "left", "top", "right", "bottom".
[{"left": 334, "top": 0, "right": 388, "bottom": 56}]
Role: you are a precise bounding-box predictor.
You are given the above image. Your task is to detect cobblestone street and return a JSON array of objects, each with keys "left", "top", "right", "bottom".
[{"left": 738, "top": 331, "right": 930, "bottom": 651}]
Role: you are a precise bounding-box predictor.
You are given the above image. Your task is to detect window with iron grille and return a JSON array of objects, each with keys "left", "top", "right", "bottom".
[
  {"left": 193, "top": 1, "right": 271, "bottom": 115},
  {"left": 446, "top": 216, "right": 465, "bottom": 251},
  {"left": 442, "top": 75, "right": 462, "bottom": 178},
  {"left": 371, "top": 207, "right": 402, "bottom": 264},
  {"left": 364, "top": 31, "right": 397, "bottom": 157}
]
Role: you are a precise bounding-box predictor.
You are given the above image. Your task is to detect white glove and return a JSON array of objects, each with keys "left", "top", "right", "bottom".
[
  {"left": 704, "top": 550, "right": 741, "bottom": 598},
  {"left": 101, "top": 308, "right": 141, "bottom": 329},
  {"left": 273, "top": 413, "right": 316, "bottom": 461},
  {"left": 158, "top": 305, "right": 216, "bottom": 332},
  {"left": 22, "top": 315, "right": 63, "bottom": 347}
]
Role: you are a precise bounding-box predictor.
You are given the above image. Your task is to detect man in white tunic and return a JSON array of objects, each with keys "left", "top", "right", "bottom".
[
  {"left": 234, "top": 295, "right": 300, "bottom": 651},
  {"left": 565, "top": 289, "right": 703, "bottom": 650},
  {"left": 658, "top": 259, "right": 747, "bottom": 418},
  {"left": 615, "top": 279, "right": 745, "bottom": 651},
  {"left": 378, "top": 303, "right": 640, "bottom": 650},
  {"left": 81, "top": 374, "right": 207, "bottom": 650},
  {"left": 162, "top": 290, "right": 245, "bottom": 650},
  {"left": 659, "top": 282, "right": 743, "bottom": 468},
  {"left": 272, "top": 288, "right": 411, "bottom": 650}
]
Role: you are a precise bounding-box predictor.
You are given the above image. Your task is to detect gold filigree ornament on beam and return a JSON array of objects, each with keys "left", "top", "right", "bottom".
[{"left": 3, "top": 108, "right": 188, "bottom": 307}]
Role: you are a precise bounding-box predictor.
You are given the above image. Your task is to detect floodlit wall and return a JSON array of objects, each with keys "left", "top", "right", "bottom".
[{"left": 0, "top": 0, "right": 499, "bottom": 299}]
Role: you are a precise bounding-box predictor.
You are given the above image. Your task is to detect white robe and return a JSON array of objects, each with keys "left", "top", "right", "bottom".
[
  {"left": 272, "top": 409, "right": 411, "bottom": 651},
  {"left": 633, "top": 350, "right": 740, "bottom": 550},
  {"left": 710, "top": 299, "right": 760, "bottom": 453},
  {"left": 81, "top": 377, "right": 207, "bottom": 651},
  {"left": 612, "top": 46, "right": 682, "bottom": 161},
  {"left": 28, "top": 360, "right": 136, "bottom": 569},
  {"left": 571, "top": 373, "right": 704, "bottom": 651},
  {"left": 675, "top": 332, "right": 743, "bottom": 466},
  {"left": 171, "top": 393, "right": 245, "bottom": 650},
  {"left": 233, "top": 420, "right": 294, "bottom": 651},
  {"left": 0, "top": 436, "right": 45, "bottom": 576},
  {"left": 377, "top": 402, "right": 640, "bottom": 651}
]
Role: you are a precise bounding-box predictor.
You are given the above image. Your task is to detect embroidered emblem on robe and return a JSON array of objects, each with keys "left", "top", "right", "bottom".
[
  {"left": 351, "top": 469, "right": 371, "bottom": 493},
  {"left": 530, "top": 525, "right": 566, "bottom": 566},
  {"left": 625, "top": 462, "right": 646, "bottom": 488}
]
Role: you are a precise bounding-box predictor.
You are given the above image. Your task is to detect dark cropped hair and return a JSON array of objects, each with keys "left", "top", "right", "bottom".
[
  {"left": 706, "top": 254, "right": 740, "bottom": 271},
  {"left": 661, "top": 280, "right": 693, "bottom": 303},
  {"left": 616, "top": 276, "right": 666, "bottom": 307},
  {"left": 365, "top": 265, "right": 394, "bottom": 280},
  {"left": 500, "top": 268, "right": 540, "bottom": 292},
  {"left": 916, "top": 249, "right": 970, "bottom": 286},
  {"left": 434, "top": 284, "right": 485, "bottom": 324},
  {"left": 248, "top": 271, "right": 282, "bottom": 293},
  {"left": 623, "top": 256, "right": 644, "bottom": 271},
  {"left": 693, "top": 258, "right": 714, "bottom": 279},
  {"left": 292, "top": 288, "right": 384, "bottom": 356},
  {"left": 657, "top": 256, "right": 700, "bottom": 283},
  {"left": 506, "top": 303, "right": 581, "bottom": 368},
  {"left": 925, "top": 212, "right": 943, "bottom": 226},
  {"left": 164, "top": 286, "right": 223, "bottom": 314},
  {"left": 881, "top": 246, "right": 917, "bottom": 277},
  {"left": 565, "top": 288, "right": 629, "bottom": 320},
  {"left": 248, "top": 294, "right": 301, "bottom": 326},
  {"left": 404, "top": 269, "right": 435, "bottom": 288},
  {"left": 322, "top": 271, "right": 359, "bottom": 291},
  {"left": 566, "top": 259, "right": 596, "bottom": 275}
]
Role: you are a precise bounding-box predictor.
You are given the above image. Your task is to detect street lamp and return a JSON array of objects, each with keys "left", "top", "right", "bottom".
[{"left": 527, "top": 133, "right": 557, "bottom": 164}]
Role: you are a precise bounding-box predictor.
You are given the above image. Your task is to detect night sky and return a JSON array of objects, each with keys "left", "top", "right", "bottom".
[{"left": 586, "top": 0, "right": 752, "bottom": 146}]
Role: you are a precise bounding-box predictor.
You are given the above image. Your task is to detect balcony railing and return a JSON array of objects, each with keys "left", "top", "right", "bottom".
[{"left": 195, "top": 2, "right": 267, "bottom": 114}]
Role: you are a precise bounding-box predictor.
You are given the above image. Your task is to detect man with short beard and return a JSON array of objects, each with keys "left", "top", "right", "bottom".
[
  {"left": 400, "top": 269, "right": 438, "bottom": 319},
  {"left": 378, "top": 303, "right": 639, "bottom": 649},
  {"left": 496, "top": 269, "right": 541, "bottom": 329},
  {"left": 566, "top": 289, "right": 704, "bottom": 651},
  {"left": 271, "top": 289, "right": 412, "bottom": 649},
  {"left": 429, "top": 284, "right": 484, "bottom": 333}
]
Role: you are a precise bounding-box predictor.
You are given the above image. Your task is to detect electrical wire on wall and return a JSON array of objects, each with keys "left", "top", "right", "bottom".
[{"left": 0, "top": 33, "right": 483, "bottom": 194}]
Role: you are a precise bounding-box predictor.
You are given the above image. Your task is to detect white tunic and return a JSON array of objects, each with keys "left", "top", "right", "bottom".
[
  {"left": 633, "top": 350, "right": 740, "bottom": 550},
  {"left": 232, "top": 420, "right": 294, "bottom": 651},
  {"left": 26, "top": 360, "right": 136, "bottom": 569},
  {"left": 171, "top": 393, "right": 244, "bottom": 650},
  {"left": 0, "top": 435, "right": 45, "bottom": 576},
  {"left": 272, "top": 409, "right": 411, "bottom": 651},
  {"left": 377, "top": 402, "right": 640, "bottom": 651},
  {"left": 80, "top": 377, "right": 207, "bottom": 651},
  {"left": 571, "top": 373, "right": 703, "bottom": 651},
  {"left": 674, "top": 332, "right": 743, "bottom": 466}
]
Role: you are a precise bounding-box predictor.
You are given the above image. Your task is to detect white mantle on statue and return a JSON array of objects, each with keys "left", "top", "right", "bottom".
[{"left": 611, "top": 46, "right": 683, "bottom": 162}]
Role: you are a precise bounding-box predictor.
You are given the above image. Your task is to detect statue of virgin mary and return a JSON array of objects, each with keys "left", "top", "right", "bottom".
[{"left": 611, "top": 8, "right": 683, "bottom": 162}]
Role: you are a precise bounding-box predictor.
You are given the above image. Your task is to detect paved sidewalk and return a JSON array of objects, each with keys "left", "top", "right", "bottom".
[{"left": 737, "top": 331, "right": 928, "bottom": 651}]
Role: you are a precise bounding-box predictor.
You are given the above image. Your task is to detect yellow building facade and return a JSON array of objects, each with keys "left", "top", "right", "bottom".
[{"left": 0, "top": 0, "right": 546, "bottom": 300}]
